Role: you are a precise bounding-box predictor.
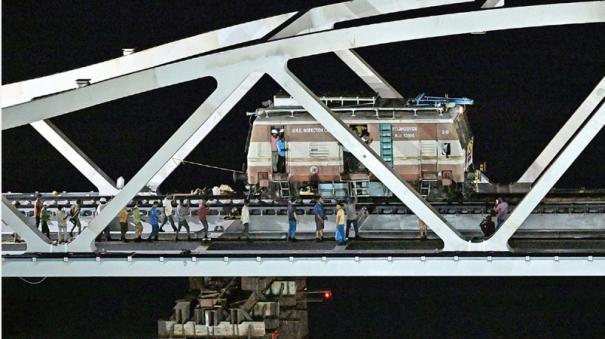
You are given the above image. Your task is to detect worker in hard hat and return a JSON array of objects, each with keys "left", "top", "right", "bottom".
[{"left": 270, "top": 129, "right": 279, "bottom": 172}]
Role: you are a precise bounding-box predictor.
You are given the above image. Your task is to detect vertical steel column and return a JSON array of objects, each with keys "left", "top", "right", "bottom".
[
  {"left": 269, "top": 63, "right": 469, "bottom": 251},
  {"left": 2, "top": 196, "right": 53, "bottom": 252},
  {"left": 30, "top": 120, "right": 119, "bottom": 195},
  {"left": 67, "top": 69, "right": 263, "bottom": 252},
  {"left": 488, "top": 102, "right": 605, "bottom": 249},
  {"left": 518, "top": 77, "right": 605, "bottom": 183}
]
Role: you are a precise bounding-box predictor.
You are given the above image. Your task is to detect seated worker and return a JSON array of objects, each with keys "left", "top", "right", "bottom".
[{"left": 479, "top": 214, "right": 495, "bottom": 238}]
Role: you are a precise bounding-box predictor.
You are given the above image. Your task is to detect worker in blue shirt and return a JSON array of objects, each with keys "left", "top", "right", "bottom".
[
  {"left": 148, "top": 202, "right": 161, "bottom": 241},
  {"left": 313, "top": 197, "right": 326, "bottom": 241},
  {"left": 276, "top": 134, "right": 286, "bottom": 173},
  {"left": 287, "top": 199, "right": 298, "bottom": 241}
]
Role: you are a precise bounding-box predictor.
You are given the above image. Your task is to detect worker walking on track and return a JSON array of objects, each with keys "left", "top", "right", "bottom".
[
  {"left": 344, "top": 197, "right": 360, "bottom": 240},
  {"left": 313, "top": 197, "right": 326, "bottom": 242},
  {"left": 287, "top": 199, "right": 298, "bottom": 241},
  {"left": 132, "top": 202, "right": 144, "bottom": 242},
  {"left": 69, "top": 199, "right": 82, "bottom": 237},
  {"left": 175, "top": 200, "right": 191, "bottom": 241},
  {"left": 335, "top": 202, "right": 347, "bottom": 245},
  {"left": 239, "top": 200, "right": 251, "bottom": 241},
  {"left": 34, "top": 194, "right": 43, "bottom": 230},
  {"left": 198, "top": 200, "right": 210, "bottom": 241},
  {"left": 159, "top": 196, "right": 177, "bottom": 232},
  {"left": 148, "top": 202, "right": 160, "bottom": 241},
  {"left": 39, "top": 203, "right": 51, "bottom": 239},
  {"left": 55, "top": 204, "right": 69, "bottom": 244},
  {"left": 119, "top": 207, "right": 129, "bottom": 242}
]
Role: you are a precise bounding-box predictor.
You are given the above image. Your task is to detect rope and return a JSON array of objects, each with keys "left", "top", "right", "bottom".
[
  {"left": 173, "top": 158, "right": 245, "bottom": 174},
  {"left": 18, "top": 276, "right": 47, "bottom": 285}
]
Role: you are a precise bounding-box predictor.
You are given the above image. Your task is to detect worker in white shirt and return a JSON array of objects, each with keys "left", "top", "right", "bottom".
[
  {"left": 159, "top": 195, "right": 177, "bottom": 232},
  {"left": 239, "top": 200, "right": 251, "bottom": 241}
]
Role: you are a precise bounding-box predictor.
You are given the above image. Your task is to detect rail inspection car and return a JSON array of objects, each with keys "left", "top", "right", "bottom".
[{"left": 244, "top": 94, "right": 475, "bottom": 200}]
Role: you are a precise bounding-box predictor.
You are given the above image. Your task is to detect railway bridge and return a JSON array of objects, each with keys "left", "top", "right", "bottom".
[{"left": 2, "top": 0, "right": 605, "bottom": 277}]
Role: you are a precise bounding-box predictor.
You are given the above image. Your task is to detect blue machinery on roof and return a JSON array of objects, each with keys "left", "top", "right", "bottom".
[{"left": 412, "top": 93, "right": 475, "bottom": 107}]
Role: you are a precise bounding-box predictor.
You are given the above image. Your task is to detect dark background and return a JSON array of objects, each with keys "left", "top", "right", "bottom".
[
  {"left": 2, "top": 1, "right": 605, "bottom": 338},
  {"left": 3, "top": 277, "right": 605, "bottom": 338}
]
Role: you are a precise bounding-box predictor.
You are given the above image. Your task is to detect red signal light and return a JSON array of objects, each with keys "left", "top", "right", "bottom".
[{"left": 322, "top": 290, "right": 333, "bottom": 301}]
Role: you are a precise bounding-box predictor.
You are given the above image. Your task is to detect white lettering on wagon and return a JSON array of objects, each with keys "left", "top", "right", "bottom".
[
  {"left": 291, "top": 127, "right": 329, "bottom": 133},
  {"left": 393, "top": 126, "right": 417, "bottom": 139}
]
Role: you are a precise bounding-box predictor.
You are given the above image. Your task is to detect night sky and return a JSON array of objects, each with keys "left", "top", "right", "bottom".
[{"left": 2, "top": 1, "right": 605, "bottom": 338}]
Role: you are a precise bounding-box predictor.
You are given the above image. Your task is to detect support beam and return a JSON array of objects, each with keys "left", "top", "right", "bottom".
[
  {"left": 4, "top": 2, "right": 602, "bottom": 129},
  {"left": 147, "top": 74, "right": 263, "bottom": 191},
  {"left": 334, "top": 49, "right": 403, "bottom": 98},
  {"left": 488, "top": 102, "right": 605, "bottom": 249},
  {"left": 30, "top": 120, "right": 118, "bottom": 195},
  {"left": 1, "top": 197, "right": 53, "bottom": 252},
  {"left": 481, "top": 0, "right": 504, "bottom": 8},
  {"left": 269, "top": 64, "right": 469, "bottom": 251},
  {"left": 67, "top": 67, "right": 265, "bottom": 252},
  {"left": 4, "top": 256, "right": 604, "bottom": 277},
  {"left": 518, "top": 77, "right": 605, "bottom": 183},
  {"left": 1, "top": 13, "right": 295, "bottom": 108},
  {"left": 271, "top": 0, "right": 472, "bottom": 39}
]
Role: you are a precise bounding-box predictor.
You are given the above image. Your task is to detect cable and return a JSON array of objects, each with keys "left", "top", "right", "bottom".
[
  {"left": 18, "top": 276, "right": 47, "bottom": 285},
  {"left": 173, "top": 158, "right": 245, "bottom": 174}
]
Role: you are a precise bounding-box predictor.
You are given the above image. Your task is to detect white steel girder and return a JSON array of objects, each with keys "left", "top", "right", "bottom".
[
  {"left": 3, "top": 2, "right": 602, "bottom": 129},
  {"left": 269, "top": 64, "right": 469, "bottom": 251},
  {"left": 1, "top": 197, "right": 53, "bottom": 252},
  {"left": 67, "top": 67, "right": 266, "bottom": 252},
  {"left": 518, "top": 77, "right": 605, "bottom": 183},
  {"left": 333, "top": 49, "right": 403, "bottom": 98},
  {"left": 3, "top": 256, "right": 605, "bottom": 277},
  {"left": 271, "top": 0, "right": 471, "bottom": 39},
  {"left": 0, "top": 13, "right": 295, "bottom": 108},
  {"left": 486, "top": 102, "right": 605, "bottom": 249},
  {"left": 30, "top": 120, "right": 119, "bottom": 195}
]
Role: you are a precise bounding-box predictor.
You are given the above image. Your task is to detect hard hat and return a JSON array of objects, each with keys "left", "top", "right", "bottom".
[
  {"left": 100, "top": 197, "right": 107, "bottom": 203},
  {"left": 279, "top": 128, "right": 284, "bottom": 133},
  {"left": 271, "top": 129, "right": 278, "bottom": 134}
]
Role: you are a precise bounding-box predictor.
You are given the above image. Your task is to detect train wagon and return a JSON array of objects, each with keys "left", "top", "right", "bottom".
[{"left": 245, "top": 94, "right": 474, "bottom": 200}]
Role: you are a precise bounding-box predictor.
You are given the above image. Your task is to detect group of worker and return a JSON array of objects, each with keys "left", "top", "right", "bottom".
[
  {"left": 26, "top": 194, "right": 508, "bottom": 244},
  {"left": 288, "top": 196, "right": 361, "bottom": 245},
  {"left": 270, "top": 128, "right": 287, "bottom": 173},
  {"left": 27, "top": 194, "right": 215, "bottom": 244},
  {"left": 108, "top": 196, "right": 213, "bottom": 242},
  {"left": 29, "top": 194, "right": 83, "bottom": 244}
]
